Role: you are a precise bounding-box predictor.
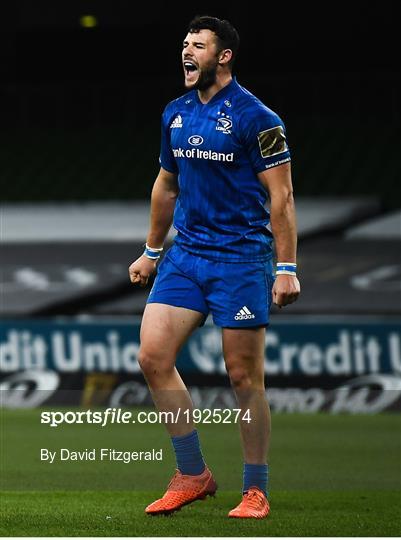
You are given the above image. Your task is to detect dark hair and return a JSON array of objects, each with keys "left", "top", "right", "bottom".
[{"left": 187, "top": 15, "right": 240, "bottom": 68}]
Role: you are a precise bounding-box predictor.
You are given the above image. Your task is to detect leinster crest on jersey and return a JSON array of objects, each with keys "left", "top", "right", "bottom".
[{"left": 216, "top": 116, "right": 232, "bottom": 134}]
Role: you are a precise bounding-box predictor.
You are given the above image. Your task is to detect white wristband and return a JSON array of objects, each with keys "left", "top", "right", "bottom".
[
  {"left": 145, "top": 243, "right": 163, "bottom": 252},
  {"left": 276, "top": 262, "right": 297, "bottom": 276},
  {"left": 144, "top": 244, "right": 163, "bottom": 260}
]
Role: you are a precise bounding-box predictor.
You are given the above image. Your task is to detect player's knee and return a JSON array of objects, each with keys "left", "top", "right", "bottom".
[
  {"left": 137, "top": 347, "right": 174, "bottom": 378},
  {"left": 227, "top": 365, "right": 253, "bottom": 390},
  {"left": 226, "top": 355, "right": 265, "bottom": 390}
]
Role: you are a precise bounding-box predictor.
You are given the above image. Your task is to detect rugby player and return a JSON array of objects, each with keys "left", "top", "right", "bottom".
[{"left": 129, "top": 15, "right": 300, "bottom": 518}]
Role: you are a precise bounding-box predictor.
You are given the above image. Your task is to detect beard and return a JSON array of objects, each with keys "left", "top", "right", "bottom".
[{"left": 185, "top": 60, "right": 219, "bottom": 91}]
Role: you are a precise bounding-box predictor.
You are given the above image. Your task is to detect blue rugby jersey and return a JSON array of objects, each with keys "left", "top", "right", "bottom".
[{"left": 159, "top": 78, "right": 291, "bottom": 262}]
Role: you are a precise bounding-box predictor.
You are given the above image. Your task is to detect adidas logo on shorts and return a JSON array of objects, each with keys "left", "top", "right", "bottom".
[{"left": 234, "top": 306, "right": 255, "bottom": 320}]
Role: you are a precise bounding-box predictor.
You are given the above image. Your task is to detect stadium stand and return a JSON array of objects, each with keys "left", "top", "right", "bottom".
[{"left": 2, "top": 198, "right": 399, "bottom": 317}]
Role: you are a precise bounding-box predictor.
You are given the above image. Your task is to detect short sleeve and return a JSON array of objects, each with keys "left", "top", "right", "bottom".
[
  {"left": 159, "top": 109, "right": 179, "bottom": 174},
  {"left": 241, "top": 108, "right": 291, "bottom": 173}
]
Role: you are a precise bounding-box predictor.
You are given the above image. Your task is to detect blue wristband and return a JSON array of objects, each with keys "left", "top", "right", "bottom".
[
  {"left": 276, "top": 262, "right": 297, "bottom": 276},
  {"left": 144, "top": 243, "right": 163, "bottom": 260},
  {"left": 144, "top": 248, "right": 160, "bottom": 259}
]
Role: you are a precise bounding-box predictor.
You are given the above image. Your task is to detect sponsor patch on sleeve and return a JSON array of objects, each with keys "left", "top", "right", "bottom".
[{"left": 257, "top": 125, "right": 288, "bottom": 158}]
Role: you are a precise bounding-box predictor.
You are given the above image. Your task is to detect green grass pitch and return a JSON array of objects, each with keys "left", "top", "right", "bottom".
[{"left": 0, "top": 409, "right": 400, "bottom": 536}]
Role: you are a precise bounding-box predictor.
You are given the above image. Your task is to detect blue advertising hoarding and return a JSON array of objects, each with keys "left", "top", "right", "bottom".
[
  {"left": 1, "top": 317, "right": 400, "bottom": 413},
  {"left": 1, "top": 317, "right": 400, "bottom": 377}
]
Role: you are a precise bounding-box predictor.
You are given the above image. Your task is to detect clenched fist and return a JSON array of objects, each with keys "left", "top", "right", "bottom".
[
  {"left": 128, "top": 255, "right": 158, "bottom": 287},
  {"left": 272, "top": 274, "right": 300, "bottom": 307}
]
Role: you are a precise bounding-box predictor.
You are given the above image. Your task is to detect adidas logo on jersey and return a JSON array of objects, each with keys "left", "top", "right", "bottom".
[
  {"left": 170, "top": 115, "right": 183, "bottom": 128},
  {"left": 234, "top": 306, "right": 255, "bottom": 320}
]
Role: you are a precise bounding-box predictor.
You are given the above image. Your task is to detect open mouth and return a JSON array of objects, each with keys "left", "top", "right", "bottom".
[{"left": 183, "top": 61, "right": 198, "bottom": 77}]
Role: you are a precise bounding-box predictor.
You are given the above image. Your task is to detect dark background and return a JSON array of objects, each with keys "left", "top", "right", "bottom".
[{"left": 3, "top": 0, "right": 400, "bottom": 204}]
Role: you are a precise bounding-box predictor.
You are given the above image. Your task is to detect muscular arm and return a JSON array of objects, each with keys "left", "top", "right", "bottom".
[
  {"left": 258, "top": 162, "right": 297, "bottom": 262},
  {"left": 147, "top": 167, "right": 179, "bottom": 248},
  {"left": 258, "top": 162, "right": 300, "bottom": 306},
  {"left": 129, "top": 167, "right": 179, "bottom": 287}
]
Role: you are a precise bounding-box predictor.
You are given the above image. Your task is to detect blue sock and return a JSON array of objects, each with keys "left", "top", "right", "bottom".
[
  {"left": 243, "top": 463, "right": 269, "bottom": 496},
  {"left": 171, "top": 430, "right": 206, "bottom": 476}
]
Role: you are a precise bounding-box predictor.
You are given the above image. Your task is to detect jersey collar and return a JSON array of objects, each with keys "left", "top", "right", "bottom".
[{"left": 194, "top": 77, "right": 238, "bottom": 106}]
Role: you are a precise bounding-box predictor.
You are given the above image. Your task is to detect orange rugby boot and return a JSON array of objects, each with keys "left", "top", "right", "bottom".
[
  {"left": 145, "top": 466, "right": 217, "bottom": 515},
  {"left": 228, "top": 486, "right": 270, "bottom": 518}
]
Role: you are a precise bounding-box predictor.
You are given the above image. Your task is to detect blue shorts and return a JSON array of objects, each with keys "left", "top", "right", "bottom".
[{"left": 147, "top": 244, "right": 274, "bottom": 328}]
